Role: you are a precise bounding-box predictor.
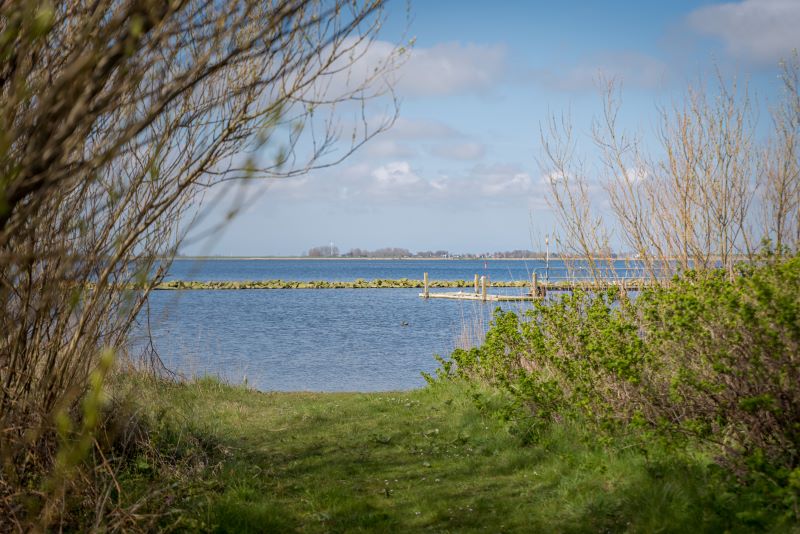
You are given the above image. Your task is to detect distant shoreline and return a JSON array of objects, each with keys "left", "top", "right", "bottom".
[{"left": 172, "top": 256, "right": 630, "bottom": 261}]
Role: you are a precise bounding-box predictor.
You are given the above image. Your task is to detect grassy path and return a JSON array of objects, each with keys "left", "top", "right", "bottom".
[{"left": 118, "top": 378, "right": 741, "bottom": 533}]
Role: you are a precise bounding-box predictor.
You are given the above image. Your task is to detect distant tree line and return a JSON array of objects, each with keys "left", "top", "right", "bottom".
[
  {"left": 405, "top": 249, "right": 448, "bottom": 258},
  {"left": 343, "top": 247, "right": 412, "bottom": 258},
  {"left": 302, "top": 247, "right": 616, "bottom": 258},
  {"left": 306, "top": 245, "right": 341, "bottom": 258}
]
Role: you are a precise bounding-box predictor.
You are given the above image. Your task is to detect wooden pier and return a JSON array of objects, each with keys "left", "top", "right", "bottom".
[
  {"left": 421, "top": 291, "right": 541, "bottom": 302},
  {"left": 419, "top": 272, "right": 646, "bottom": 301},
  {"left": 420, "top": 272, "right": 546, "bottom": 302}
]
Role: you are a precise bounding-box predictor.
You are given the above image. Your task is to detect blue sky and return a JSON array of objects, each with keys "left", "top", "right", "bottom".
[{"left": 184, "top": 0, "right": 800, "bottom": 256}]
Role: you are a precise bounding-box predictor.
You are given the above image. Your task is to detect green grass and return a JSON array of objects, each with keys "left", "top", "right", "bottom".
[{"left": 111, "top": 377, "right": 785, "bottom": 533}]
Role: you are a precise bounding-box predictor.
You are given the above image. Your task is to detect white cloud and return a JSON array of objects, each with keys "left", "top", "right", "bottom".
[
  {"left": 429, "top": 175, "right": 450, "bottom": 191},
  {"left": 317, "top": 39, "right": 508, "bottom": 100},
  {"left": 388, "top": 117, "right": 462, "bottom": 139},
  {"left": 473, "top": 165, "right": 534, "bottom": 196},
  {"left": 255, "top": 156, "right": 550, "bottom": 209},
  {"left": 542, "top": 170, "right": 567, "bottom": 186},
  {"left": 532, "top": 52, "right": 668, "bottom": 91},
  {"left": 429, "top": 141, "right": 486, "bottom": 161},
  {"left": 371, "top": 161, "right": 421, "bottom": 188},
  {"left": 397, "top": 42, "right": 508, "bottom": 96},
  {"left": 688, "top": 0, "right": 800, "bottom": 63},
  {"left": 362, "top": 139, "right": 417, "bottom": 159},
  {"left": 622, "top": 166, "right": 648, "bottom": 184},
  {"left": 484, "top": 172, "right": 532, "bottom": 195},
  {"left": 367, "top": 161, "right": 437, "bottom": 199}
]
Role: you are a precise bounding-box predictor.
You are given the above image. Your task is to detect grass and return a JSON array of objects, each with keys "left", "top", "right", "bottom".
[{"left": 108, "top": 376, "right": 783, "bottom": 533}]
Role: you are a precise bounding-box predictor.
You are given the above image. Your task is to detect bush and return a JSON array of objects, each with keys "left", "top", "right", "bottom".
[{"left": 433, "top": 255, "right": 800, "bottom": 518}]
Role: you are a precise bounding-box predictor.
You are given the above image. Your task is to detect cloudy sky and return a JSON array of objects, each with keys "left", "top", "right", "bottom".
[{"left": 185, "top": 0, "right": 800, "bottom": 256}]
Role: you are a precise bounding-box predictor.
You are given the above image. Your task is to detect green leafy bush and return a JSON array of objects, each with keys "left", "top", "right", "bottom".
[{"left": 432, "top": 255, "right": 800, "bottom": 518}]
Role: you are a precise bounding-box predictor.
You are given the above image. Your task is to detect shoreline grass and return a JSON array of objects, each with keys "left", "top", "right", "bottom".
[{"left": 100, "top": 375, "right": 778, "bottom": 533}]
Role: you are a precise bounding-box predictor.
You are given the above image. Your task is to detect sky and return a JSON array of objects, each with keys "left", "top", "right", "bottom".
[{"left": 183, "top": 0, "right": 800, "bottom": 257}]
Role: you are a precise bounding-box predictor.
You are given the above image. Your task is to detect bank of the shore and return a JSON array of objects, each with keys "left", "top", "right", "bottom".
[
  {"left": 104, "top": 376, "right": 760, "bottom": 533},
  {"left": 173, "top": 256, "right": 751, "bottom": 262},
  {"left": 154, "top": 278, "right": 520, "bottom": 289},
  {"left": 153, "top": 278, "right": 653, "bottom": 290}
]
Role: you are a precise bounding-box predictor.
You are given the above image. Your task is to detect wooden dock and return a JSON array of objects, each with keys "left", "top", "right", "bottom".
[
  {"left": 418, "top": 290, "right": 540, "bottom": 302},
  {"left": 420, "top": 272, "right": 546, "bottom": 302},
  {"left": 419, "top": 272, "right": 646, "bottom": 301}
]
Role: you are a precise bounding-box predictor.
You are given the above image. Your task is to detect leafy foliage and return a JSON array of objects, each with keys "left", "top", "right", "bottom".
[{"left": 432, "top": 255, "right": 800, "bottom": 521}]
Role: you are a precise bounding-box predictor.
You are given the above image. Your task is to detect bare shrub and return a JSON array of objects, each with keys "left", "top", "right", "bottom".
[
  {"left": 762, "top": 58, "right": 800, "bottom": 253},
  {"left": 0, "top": 0, "right": 403, "bottom": 527},
  {"left": 540, "top": 59, "right": 800, "bottom": 279}
]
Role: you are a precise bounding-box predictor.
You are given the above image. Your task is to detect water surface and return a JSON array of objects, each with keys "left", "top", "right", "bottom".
[
  {"left": 138, "top": 259, "right": 635, "bottom": 392},
  {"left": 165, "top": 258, "right": 646, "bottom": 282},
  {"left": 139, "top": 287, "right": 525, "bottom": 391}
]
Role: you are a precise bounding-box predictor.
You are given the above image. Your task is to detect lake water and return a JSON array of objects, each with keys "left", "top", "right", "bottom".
[
  {"left": 164, "top": 257, "right": 650, "bottom": 282},
  {"left": 137, "top": 259, "right": 636, "bottom": 392},
  {"left": 167, "top": 258, "right": 548, "bottom": 282}
]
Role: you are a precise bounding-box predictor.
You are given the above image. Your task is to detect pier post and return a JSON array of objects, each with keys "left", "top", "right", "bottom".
[
  {"left": 474, "top": 273, "right": 479, "bottom": 294},
  {"left": 481, "top": 275, "right": 487, "bottom": 301},
  {"left": 423, "top": 272, "right": 429, "bottom": 299},
  {"left": 532, "top": 272, "right": 538, "bottom": 297}
]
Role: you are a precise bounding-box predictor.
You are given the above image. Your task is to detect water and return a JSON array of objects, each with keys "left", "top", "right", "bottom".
[
  {"left": 166, "top": 258, "right": 547, "bottom": 282},
  {"left": 141, "top": 288, "right": 514, "bottom": 391},
  {"left": 138, "top": 259, "right": 639, "bottom": 392},
  {"left": 165, "top": 258, "right": 648, "bottom": 282}
]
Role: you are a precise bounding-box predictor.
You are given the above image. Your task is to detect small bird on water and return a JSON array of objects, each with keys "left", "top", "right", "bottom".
[{"left": 400, "top": 321, "right": 410, "bottom": 327}]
